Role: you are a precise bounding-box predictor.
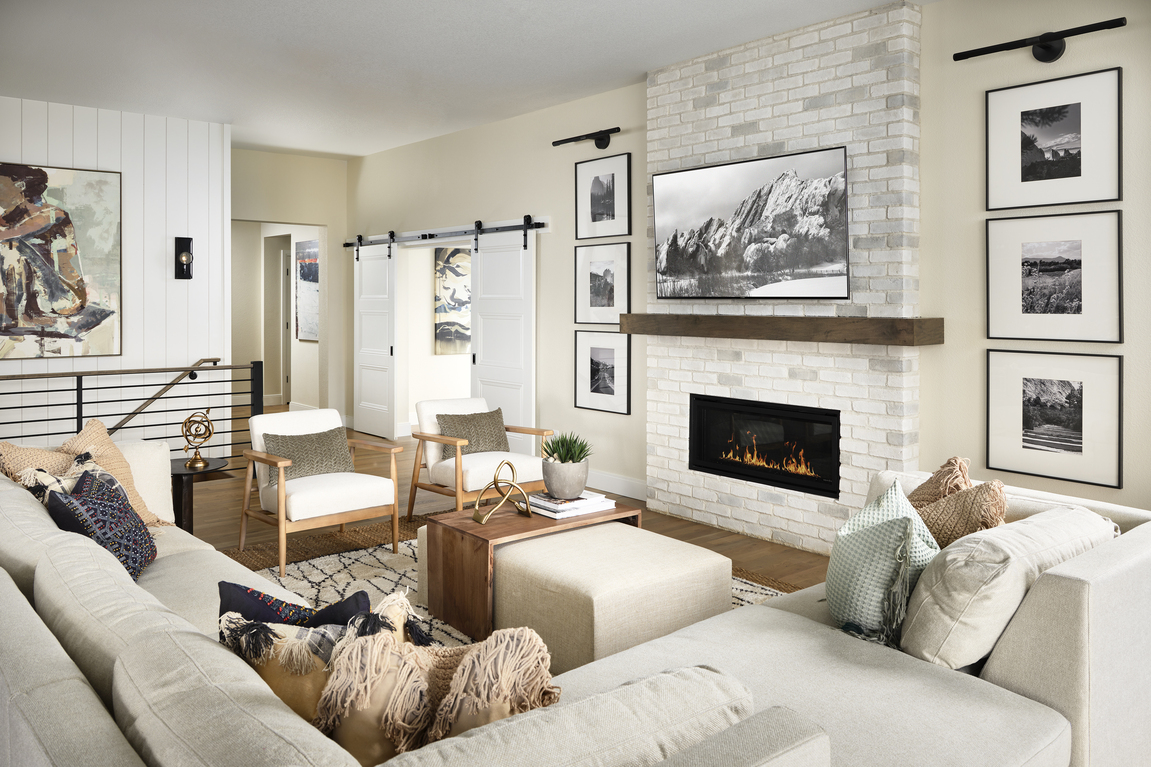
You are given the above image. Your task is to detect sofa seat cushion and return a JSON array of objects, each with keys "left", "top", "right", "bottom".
[
  {"left": 764, "top": 582, "right": 836, "bottom": 628},
  {"left": 33, "top": 536, "right": 198, "bottom": 707},
  {"left": 258, "top": 471, "right": 396, "bottom": 522},
  {"left": 151, "top": 525, "right": 215, "bottom": 558},
  {"left": 429, "top": 452, "right": 543, "bottom": 492},
  {"left": 137, "top": 549, "right": 308, "bottom": 636},
  {"left": 552, "top": 606, "right": 1071, "bottom": 767},
  {"left": 113, "top": 629, "right": 358, "bottom": 767},
  {"left": 0, "top": 568, "right": 146, "bottom": 767}
]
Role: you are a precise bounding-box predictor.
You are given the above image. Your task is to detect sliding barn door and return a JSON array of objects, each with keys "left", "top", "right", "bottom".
[
  {"left": 353, "top": 243, "right": 396, "bottom": 438},
  {"left": 471, "top": 230, "right": 537, "bottom": 454}
]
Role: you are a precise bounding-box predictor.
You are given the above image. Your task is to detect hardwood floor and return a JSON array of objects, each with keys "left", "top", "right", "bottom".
[{"left": 189, "top": 426, "right": 829, "bottom": 590}]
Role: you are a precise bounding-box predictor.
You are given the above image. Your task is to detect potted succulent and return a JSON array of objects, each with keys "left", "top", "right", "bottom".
[{"left": 541, "top": 432, "right": 593, "bottom": 500}]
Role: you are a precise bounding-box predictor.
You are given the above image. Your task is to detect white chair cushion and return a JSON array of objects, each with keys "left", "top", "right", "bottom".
[
  {"left": 429, "top": 452, "right": 543, "bottom": 493},
  {"left": 249, "top": 409, "right": 344, "bottom": 489},
  {"left": 415, "top": 398, "right": 489, "bottom": 469},
  {"left": 258, "top": 472, "right": 395, "bottom": 522}
]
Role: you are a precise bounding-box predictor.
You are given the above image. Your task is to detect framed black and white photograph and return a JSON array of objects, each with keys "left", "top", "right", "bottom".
[
  {"left": 986, "top": 68, "right": 1121, "bottom": 211},
  {"left": 653, "top": 146, "right": 848, "bottom": 299},
  {"left": 987, "top": 349, "right": 1121, "bottom": 488},
  {"left": 575, "top": 330, "right": 630, "bottom": 414},
  {"left": 575, "top": 152, "right": 630, "bottom": 239},
  {"left": 987, "top": 210, "right": 1121, "bottom": 342},
  {"left": 575, "top": 243, "right": 630, "bottom": 324}
]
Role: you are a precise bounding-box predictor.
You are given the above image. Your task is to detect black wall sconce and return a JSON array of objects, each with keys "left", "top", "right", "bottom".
[
  {"left": 552, "top": 127, "right": 621, "bottom": 150},
  {"left": 175, "top": 237, "right": 193, "bottom": 279},
  {"left": 953, "top": 17, "right": 1126, "bottom": 63}
]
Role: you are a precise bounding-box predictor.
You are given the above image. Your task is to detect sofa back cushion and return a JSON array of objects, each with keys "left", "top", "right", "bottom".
[
  {"left": 658, "top": 706, "right": 830, "bottom": 767},
  {"left": 384, "top": 665, "right": 752, "bottom": 767},
  {"left": 0, "top": 474, "right": 75, "bottom": 600},
  {"left": 113, "top": 629, "right": 358, "bottom": 767},
  {"left": 33, "top": 536, "right": 196, "bottom": 707}
]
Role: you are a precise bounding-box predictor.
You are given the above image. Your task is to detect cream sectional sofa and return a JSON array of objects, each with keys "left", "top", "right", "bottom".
[{"left": 3, "top": 443, "right": 1149, "bottom": 767}]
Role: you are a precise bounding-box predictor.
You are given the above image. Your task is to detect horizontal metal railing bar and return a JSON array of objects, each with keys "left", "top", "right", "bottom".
[
  {"left": 0, "top": 429, "right": 80, "bottom": 441},
  {"left": 81, "top": 377, "right": 252, "bottom": 393},
  {"left": 56, "top": 405, "right": 252, "bottom": 420},
  {"left": 0, "top": 413, "right": 76, "bottom": 423},
  {"left": 0, "top": 362, "right": 255, "bottom": 382},
  {"left": 45, "top": 391, "right": 252, "bottom": 407},
  {"left": 0, "top": 388, "right": 61, "bottom": 397}
]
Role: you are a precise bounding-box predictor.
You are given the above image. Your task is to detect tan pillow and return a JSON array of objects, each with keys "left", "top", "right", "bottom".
[
  {"left": 0, "top": 442, "right": 73, "bottom": 481},
  {"left": 58, "top": 420, "right": 166, "bottom": 527},
  {"left": 916, "top": 479, "right": 1006, "bottom": 549},
  {"left": 901, "top": 506, "right": 1120, "bottom": 669},
  {"left": 906, "top": 456, "right": 972, "bottom": 510},
  {"left": 436, "top": 409, "right": 509, "bottom": 456}
]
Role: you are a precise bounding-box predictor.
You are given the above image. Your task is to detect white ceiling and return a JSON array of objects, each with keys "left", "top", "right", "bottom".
[{"left": 3, "top": 0, "right": 900, "bottom": 159}]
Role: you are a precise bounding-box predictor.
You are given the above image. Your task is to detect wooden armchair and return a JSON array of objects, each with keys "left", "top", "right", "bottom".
[
  {"left": 239, "top": 408, "right": 403, "bottom": 576},
  {"left": 406, "top": 397, "right": 553, "bottom": 518}
]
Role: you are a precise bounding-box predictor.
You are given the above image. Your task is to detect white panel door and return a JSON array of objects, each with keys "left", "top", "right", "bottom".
[
  {"left": 472, "top": 230, "right": 536, "bottom": 454},
  {"left": 353, "top": 243, "right": 396, "bottom": 438}
]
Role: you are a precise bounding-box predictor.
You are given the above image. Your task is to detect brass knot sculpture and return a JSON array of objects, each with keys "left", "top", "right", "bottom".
[
  {"left": 181, "top": 408, "right": 214, "bottom": 470},
  {"left": 472, "top": 460, "right": 533, "bottom": 525}
]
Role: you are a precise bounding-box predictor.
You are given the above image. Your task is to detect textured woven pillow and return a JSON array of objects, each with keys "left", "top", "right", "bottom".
[
  {"left": 46, "top": 472, "right": 157, "bottom": 580},
  {"left": 217, "top": 581, "right": 367, "bottom": 629},
  {"left": 0, "top": 441, "right": 73, "bottom": 480},
  {"left": 17, "top": 451, "right": 128, "bottom": 508},
  {"left": 219, "top": 611, "right": 346, "bottom": 722},
  {"left": 917, "top": 480, "right": 1007, "bottom": 549},
  {"left": 262, "top": 426, "right": 355, "bottom": 488},
  {"left": 58, "top": 419, "right": 165, "bottom": 526},
  {"left": 825, "top": 480, "right": 940, "bottom": 646},
  {"left": 436, "top": 409, "right": 509, "bottom": 456},
  {"left": 906, "top": 456, "right": 972, "bottom": 510},
  {"left": 901, "top": 506, "right": 1119, "bottom": 669}
]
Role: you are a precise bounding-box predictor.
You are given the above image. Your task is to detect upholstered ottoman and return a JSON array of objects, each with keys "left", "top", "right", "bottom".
[{"left": 493, "top": 523, "right": 731, "bottom": 675}]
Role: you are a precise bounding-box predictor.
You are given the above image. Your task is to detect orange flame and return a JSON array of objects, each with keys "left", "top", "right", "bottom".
[{"left": 720, "top": 432, "right": 820, "bottom": 478}]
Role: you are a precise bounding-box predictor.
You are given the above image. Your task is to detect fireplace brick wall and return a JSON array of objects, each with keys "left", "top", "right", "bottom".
[{"left": 644, "top": 2, "right": 922, "bottom": 555}]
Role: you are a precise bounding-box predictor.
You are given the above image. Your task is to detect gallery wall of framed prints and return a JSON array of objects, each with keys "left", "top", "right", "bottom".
[{"left": 983, "top": 66, "right": 1124, "bottom": 488}]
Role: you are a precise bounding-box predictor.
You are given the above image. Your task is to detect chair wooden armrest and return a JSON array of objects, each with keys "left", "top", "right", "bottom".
[
  {"left": 243, "top": 449, "right": 292, "bottom": 468},
  {"left": 411, "top": 431, "right": 469, "bottom": 447},
  {"left": 347, "top": 438, "right": 403, "bottom": 454},
  {"left": 504, "top": 426, "right": 554, "bottom": 437}
]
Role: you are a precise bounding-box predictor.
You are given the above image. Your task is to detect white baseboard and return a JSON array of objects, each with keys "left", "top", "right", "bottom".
[
  {"left": 263, "top": 394, "right": 283, "bottom": 406},
  {"left": 396, "top": 421, "right": 412, "bottom": 438},
  {"left": 586, "top": 469, "right": 647, "bottom": 501},
  {"left": 288, "top": 402, "right": 318, "bottom": 412}
]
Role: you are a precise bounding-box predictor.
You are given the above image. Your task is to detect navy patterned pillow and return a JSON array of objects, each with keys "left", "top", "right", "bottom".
[
  {"left": 217, "top": 581, "right": 369, "bottom": 628},
  {"left": 46, "top": 471, "right": 157, "bottom": 580}
]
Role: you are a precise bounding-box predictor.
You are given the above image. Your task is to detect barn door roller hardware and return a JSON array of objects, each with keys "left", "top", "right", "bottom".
[
  {"left": 552, "top": 127, "right": 620, "bottom": 150},
  {"left": 954, "top": 17, "right": 1125, "bottom": 63},
  {"left": 343, "top": 217, "right": 545, "bottom": 252}
]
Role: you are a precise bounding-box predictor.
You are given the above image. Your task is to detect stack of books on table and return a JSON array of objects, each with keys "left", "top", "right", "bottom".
[{"left": 528, "top": 490, "right": 617, "bottom": 519}]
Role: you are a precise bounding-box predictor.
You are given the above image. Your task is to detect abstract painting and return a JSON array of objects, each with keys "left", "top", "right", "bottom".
[
  {"left": 653, "top": 147, "right": 848, "bottom": 299},
  {"left": 434, "top": 247, "right": 470, "bottom": 355},
  {"left": 295, "top": 239, "right": 319, "bottom": 341},
  {"left": 0, "top": 162, "right": 120, "bottom": 359}
]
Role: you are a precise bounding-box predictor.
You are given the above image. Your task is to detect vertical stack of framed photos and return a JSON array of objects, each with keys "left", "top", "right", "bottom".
[
  {"left": 574, "top": 152, "right": 631, "bottom": 415},
  {"left": 984, "top": 67, "right": 1123, "bottom": 488}
]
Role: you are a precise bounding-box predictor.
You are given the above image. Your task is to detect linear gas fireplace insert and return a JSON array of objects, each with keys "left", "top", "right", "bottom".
[{"left": 689, "top": 394, "right": 840, "bottom": 499}]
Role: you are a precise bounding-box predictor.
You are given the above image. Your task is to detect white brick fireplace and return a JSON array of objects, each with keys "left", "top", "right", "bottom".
[{"left": 643, "top": 2, "right": 923, "bottom": 555}]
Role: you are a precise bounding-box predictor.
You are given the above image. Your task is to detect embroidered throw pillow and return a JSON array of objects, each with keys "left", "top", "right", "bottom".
[
  {"left": 825, "top": 480, "right": 940, "bottom": 646},
  {"left": 436, "top": 409, "right": 509, "bottom": 456},
  {"left": 217, "top": 581, "right": 368, "bottom": 628},
  {"left": 46, "top": 472, "right": 157, "bottom": 580},
  {"left": 906, "top": 456, "right": 972, "bottom": 510},
  {"left": 58, "top": 419, "right": 165, "bottom": 526},
  {"left": 262, "top": 427, "right": 355, "bottom": 487},
  {"left": 916, "top": 480, "right": 1007, "bottom": 549},
  {"left": 17, "top": 451, "right": 129, "bottom": 508}
]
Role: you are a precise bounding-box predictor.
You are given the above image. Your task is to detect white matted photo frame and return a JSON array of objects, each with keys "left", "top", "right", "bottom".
[
  {"left": 575, "top": 330, "right": 630, "bottom": 414},
  {"left": 575, "top": 243, "right": 630, "bottom": 324},
  {"left": 987, "top": 210, "right": 1121, "bottom": 342},
  {"left": 575, "top": 153, "right": 630, "bottom": 240},
  {"left": 986, "top": 349, "right": 1121, "bottom": 488},
  {"left": 986, "top": 67, "right": 1121, "bottom": 211}
]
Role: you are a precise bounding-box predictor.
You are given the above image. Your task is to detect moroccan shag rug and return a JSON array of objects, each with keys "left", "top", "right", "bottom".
[{"left": 243, "top": 533, "right": 792, "bottom": 648}]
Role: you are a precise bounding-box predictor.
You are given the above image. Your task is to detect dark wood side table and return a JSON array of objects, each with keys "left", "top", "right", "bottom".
[
  {"left": 426, "top": 503, "right": 641, "bottom": 641},
  {"left": 170, "top": 457, "right": 229, "bottom": 533}
]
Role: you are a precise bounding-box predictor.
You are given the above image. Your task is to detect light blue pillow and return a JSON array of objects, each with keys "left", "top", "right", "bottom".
[{"left": 825, "top": 480, "right": 939, "bottom": 645}]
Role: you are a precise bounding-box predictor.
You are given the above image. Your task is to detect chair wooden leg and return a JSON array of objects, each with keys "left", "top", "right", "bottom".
[
  {"left": 239, "top": 460, "right": 255, "bottom": 551},
  {"left": 454, "top": 445, "right": 465, "bottom": 512},
  {"left": 339, "top": 523, "right": 346, "bottom": 533},
  {"left": 277, "top": 466, "right": 288, "bottom": 578},
  {"left": 406, "top": 439, "right": 424, "bottom": 521},
  {"left": 391, "top": 509, "right": 399, "bottom": 554}
]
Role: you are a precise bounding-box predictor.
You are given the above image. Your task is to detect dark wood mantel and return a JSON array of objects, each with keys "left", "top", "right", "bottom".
[{"left": 619, "top": 314, "right": 944, "bottom": 346}]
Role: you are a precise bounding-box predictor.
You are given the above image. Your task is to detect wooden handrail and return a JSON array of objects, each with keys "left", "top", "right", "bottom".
[{"left": 110, "top": 358, "right": 223, "bottom": 433}]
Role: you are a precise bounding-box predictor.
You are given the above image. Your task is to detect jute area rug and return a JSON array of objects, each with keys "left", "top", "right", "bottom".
[{"left": 222, "top": 513, "right": 799, "bottom": 647}]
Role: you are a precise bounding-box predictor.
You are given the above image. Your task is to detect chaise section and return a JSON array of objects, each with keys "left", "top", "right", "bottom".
[
  {"left": 659, "top": 706, "right": 831, "bottom": 767},
  {"left": 552, "top": 605, "right": 1071, "bottom": 767}
]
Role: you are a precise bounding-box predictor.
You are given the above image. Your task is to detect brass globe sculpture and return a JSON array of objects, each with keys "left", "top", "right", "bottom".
[{"left": 182, "top": 409, "right": 214, "bottom": 470}]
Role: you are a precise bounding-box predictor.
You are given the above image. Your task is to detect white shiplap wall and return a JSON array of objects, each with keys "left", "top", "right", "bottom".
[{"left": 0, "top": 97, "right": 231, "bottom": 445}]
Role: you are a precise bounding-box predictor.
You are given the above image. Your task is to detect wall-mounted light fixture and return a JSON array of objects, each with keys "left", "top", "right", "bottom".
[
  {"left": 175, "top": 237, "right": 193, "bottom": 279},
  {"left": 953, "top": 17, "right": 1126, "bottom": 63},
  {"left": 552, "top": 127, "right": 621, "bottom": 150}
]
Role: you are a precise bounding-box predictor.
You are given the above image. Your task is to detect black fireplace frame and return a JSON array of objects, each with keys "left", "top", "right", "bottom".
[{"left": 688, "top": 394, "right": 841, "bottom": 499}]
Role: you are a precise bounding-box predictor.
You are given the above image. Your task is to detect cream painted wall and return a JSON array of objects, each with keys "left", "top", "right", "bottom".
[
  {"left": 230, "top": 220, "right": 263, "bottom": 376},
  {"left": 262, "top": 223, "right": 321, "bottom": 410},
  {"left": 920, "top": 0, "right": 1150, "bottom": 503},
  {"left": 348, "top": 84, "right": 648, "bottom": 495},
  {"left": 232, "top": 149, "right": 349, "bottom": 415}
]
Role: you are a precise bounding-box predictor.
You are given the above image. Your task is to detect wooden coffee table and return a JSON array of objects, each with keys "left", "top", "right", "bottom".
[{"left": 426, "top": 503, "right": 642, "bottom": 640}]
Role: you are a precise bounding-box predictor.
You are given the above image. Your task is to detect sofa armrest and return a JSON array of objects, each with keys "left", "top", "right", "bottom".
[
  {"left": 981, "top": 521, "right": 1151, "bottom": 767},
  {"left": 659, "top": 706, "right": 830, "bottom": 767}
]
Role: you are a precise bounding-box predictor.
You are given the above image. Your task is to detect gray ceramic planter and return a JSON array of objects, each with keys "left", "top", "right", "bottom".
[{"left": 542, "top": 460, "right": 590, "bottom": 500}]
